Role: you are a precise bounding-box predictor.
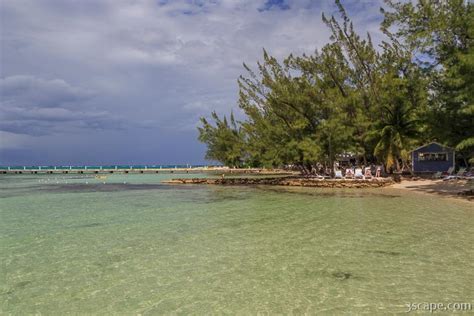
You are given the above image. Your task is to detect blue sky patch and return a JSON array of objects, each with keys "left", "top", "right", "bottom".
[{"left": 259, "top": 0, "right": 290, "bottom": 12}]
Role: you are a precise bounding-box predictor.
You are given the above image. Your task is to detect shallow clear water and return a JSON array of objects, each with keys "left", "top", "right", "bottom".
[{"left": 1, "top": 174, "right": 473, "bottom": 314}]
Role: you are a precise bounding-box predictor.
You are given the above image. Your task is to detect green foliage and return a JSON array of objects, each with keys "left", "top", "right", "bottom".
[
  {"left": 374, "top": 102, "right": 419, "bottom": 171},
  {"left": 197, "top": 111, "right": 246, "bottom": 167},
  {"left": 383, "top": 0, "right": 474, "bottom": 163},
  {"left": 197, "top": 0, "right": 473, "bottom": 171},
  {"left": 381, "top": 0, "right": 471, "bottom": 65}
]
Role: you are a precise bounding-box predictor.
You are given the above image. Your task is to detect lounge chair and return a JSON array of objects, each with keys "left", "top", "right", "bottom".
[
  {"left": 443, "top": 167, "right": 466, "bottom": 180},
  {"left": 355, "top": 168, "right": 364, "bottom": 179},
  {"left": 345, "top": 168, "right": 354, "bottom": 179},
  {"left": 364, "top": 167, "right": 373, "bottom": 179},
  {"left": 334, "top": 170, "right": 343, "bottom": 179},
  {"left": 464, "top": 168, "right": 474, "bottom": 180},
  {"left": 453, "top": 167, "right": 466, "bottom": 178},
  {"left": 445, "top": 166, "right": 455, "bottom": 176},
  {"left": 457, "top": 167, "right": 467, "bottom": 178},
  {"left": 321, "top": 169, "right": 332, "bottom": 179}
]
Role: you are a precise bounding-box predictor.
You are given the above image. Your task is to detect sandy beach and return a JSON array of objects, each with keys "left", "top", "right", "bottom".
[{"left": 393, "top": 179, "right": 474, "bottom": 202}]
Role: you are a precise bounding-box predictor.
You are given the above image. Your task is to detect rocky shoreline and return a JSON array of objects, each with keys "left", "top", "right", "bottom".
[{"left": 163, "top": 177, "right": 394, "bottom": 188}]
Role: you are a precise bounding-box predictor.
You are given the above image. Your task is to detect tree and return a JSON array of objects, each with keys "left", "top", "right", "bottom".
[
  {"left": 237, "top": 50, "right": 326, "bottom": 173},
  {"left": 197, "top": 0, "right": 468, "bottom": 172},
  {"left": 198, "top": 111, "right": 246, "bottom": 167},
  {"left": 374, "top": 102, "right": 419, "bottom": 172},
  {"left": 382, "top": 0, "right": 474, "bottom": 165},
  {"left": 321, "top": 0, "right": 426, "bottom": 170}
]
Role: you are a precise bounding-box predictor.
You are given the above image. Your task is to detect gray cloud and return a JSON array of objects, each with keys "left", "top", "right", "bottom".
[
  {"left": 1, "top": 75, "right": 94, "bottom": 108},
  {"left": 0, "top": 0, "right": 386, "bottom": 164},
  {"left": 0, "top": 75, "right": 122, "bottom": 135}
]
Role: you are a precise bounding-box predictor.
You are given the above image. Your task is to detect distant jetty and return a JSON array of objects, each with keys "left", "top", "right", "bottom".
[
  {"left": 163, "top": 177, "right": 394, "bottom": 188},
  {"left": 0, "top": 166, "right": 295, "bottom": 175}
]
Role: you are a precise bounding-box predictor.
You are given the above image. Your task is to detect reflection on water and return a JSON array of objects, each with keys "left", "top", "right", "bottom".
[{"left": 1, "top": 174, "right": 473, "bottom": 314}]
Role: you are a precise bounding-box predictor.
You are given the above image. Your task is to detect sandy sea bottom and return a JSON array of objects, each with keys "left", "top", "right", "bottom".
[{"left": 1, "top": 174, "right": 473, "bottom": 314}]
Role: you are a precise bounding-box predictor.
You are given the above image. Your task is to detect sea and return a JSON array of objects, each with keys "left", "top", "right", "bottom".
[{"left": 1, "top": 173, "right": 473, "bottom": 314}]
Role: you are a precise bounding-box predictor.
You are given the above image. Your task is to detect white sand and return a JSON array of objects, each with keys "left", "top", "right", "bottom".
[{"left": 391, "top": 179, "right": 473, "bottom": 202}]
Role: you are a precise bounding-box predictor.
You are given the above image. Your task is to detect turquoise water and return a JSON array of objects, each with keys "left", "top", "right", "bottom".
[{"left": 1, "top": 174, "right": 473, "bottom": 314}]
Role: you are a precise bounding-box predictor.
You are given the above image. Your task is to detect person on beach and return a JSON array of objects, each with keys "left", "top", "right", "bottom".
[{"left": 376, "top": 166, "right": 381, "bottom": 178}]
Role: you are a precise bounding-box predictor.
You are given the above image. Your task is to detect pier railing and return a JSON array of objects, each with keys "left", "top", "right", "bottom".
[{"left": 0, "top": 165, "right": 212, "bottom": 174}]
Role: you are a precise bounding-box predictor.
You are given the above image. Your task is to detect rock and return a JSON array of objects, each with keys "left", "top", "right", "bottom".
[
  {"left": 163, "top": 177, "right": 394, "bottom": 188},
  {"left": 458, "top": 189, "right": 474, "bottom": 196}
]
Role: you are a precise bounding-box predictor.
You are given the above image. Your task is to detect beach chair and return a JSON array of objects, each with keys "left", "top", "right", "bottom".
[
  {"left": 345, "top": 168, "right": 354, "bottom": 179},
  {"left": 443, "top": 167, "right": 466, "bottom": 180},
  {"left": 334, "top": 170, "right": 343, "bottom": 179},
  {"left": 321, "top": 169, "right": 332, "bottom": 180},
  {"left": 464, "top": 168, "right": 474, "bottom": 180},
  {"left": 355, "top": 168, "right": 364, "bottom": 179},
  {"left": 364, "top": 167, "right": 373, "bottom": 179},
  {"left": 454, "top": 167, "right": 466, "bottom": 178},
  {"left": 444, "top": 166, "right": 455, "bottom": 176}
]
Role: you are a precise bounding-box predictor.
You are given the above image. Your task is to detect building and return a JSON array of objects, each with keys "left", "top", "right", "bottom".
[
  {"left": 336, "top": 152, "right": 357, "bottom": 167},
  {"left": 410, "top": 142, "right": 455, "bottom": 173}
]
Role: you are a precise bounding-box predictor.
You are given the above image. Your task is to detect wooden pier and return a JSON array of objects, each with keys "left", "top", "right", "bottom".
[
  {"left": 0, "top": 167, "right": 204, "bottom": 175},
  {"left": 0, "top": 167, "right": 294, "bottom": 175}
]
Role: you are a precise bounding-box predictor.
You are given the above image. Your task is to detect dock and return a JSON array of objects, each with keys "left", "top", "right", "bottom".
[
  {"left": 1, "top": 167, "right": 208, "bottom": 175},
  {"left": 0, "top": 166, "right": 294, "bottom": 175}
]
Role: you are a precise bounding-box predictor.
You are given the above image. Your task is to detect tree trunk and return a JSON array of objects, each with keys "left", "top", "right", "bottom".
[
  {"left": 328, "top": 134, "right": 334, "bottom": 177},
  {"left": 395, "top": 158, "right": 401, "bottom": 172},
  {"left": 402, "top": 159, "right": 413, "bottom": 175}
]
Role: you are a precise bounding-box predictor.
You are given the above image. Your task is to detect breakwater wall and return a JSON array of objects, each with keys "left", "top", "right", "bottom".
[{"left": 163, "top": 177, "right": 394, "bottom": 188}]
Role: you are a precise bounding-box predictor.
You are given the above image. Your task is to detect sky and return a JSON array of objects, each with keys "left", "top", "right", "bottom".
[{"left": 0, "top": 0, "right": 386, "bottom": 166}]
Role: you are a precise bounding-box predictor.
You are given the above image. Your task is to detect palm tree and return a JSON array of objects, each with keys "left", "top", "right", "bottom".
[{"left": 374, "top": 102, "right": 418, "bottom": 173}]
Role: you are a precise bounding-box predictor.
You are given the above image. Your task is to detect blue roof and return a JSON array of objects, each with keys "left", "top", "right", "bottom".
[{"left": 410, "top": 142, "right": 454, "bottom": 153}]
